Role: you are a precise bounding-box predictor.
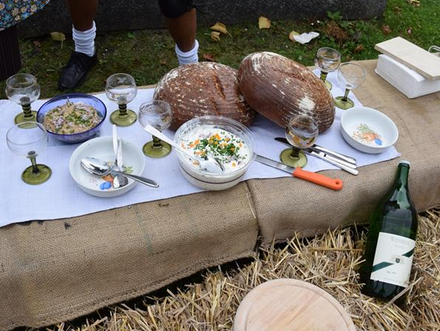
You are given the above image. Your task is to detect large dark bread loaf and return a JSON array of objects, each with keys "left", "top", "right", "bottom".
[
  {"left": 154, "top": 62, "right": 255, "bottom": 130},
  {"left": 238, "top": 52, "right": 335, "bottom": 133}
]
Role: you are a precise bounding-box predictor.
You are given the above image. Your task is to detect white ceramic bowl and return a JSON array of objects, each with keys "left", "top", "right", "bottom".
[
  {"left": 69, "top": 136, "right": 145, "bottom": 197},
  {"left": 340, "top": 107, "right": 399, "bottom": 154},
  {"left": 174, "top": 116, "right": 256, "bottom": 191}
]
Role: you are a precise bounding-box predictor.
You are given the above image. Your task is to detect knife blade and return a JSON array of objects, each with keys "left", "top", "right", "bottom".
[
  {"left": 307, "top": 149, "right": 359, "bottom": 176},
  {"left": 274, "top": 137, "right": 358, "bottom": 175},
  {"left": 274, "top": 137, "right": 357, "bottom": 165},
  {"left": 255, "top": 154, "right": 343, "bottom": 191}
]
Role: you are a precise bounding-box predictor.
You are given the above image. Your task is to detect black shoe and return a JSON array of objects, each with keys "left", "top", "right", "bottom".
[{"left": 58, "top": 51, "right": 97, "bottom": 91}]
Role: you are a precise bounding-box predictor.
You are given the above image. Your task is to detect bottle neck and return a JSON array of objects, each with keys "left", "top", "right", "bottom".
[{"left": 390, "top": 164, "right": 410, "bottom": 202}]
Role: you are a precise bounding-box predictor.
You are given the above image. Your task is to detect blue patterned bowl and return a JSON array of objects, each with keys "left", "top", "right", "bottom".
[{"left": 37, "top": 93, "right": 107, "bottom": 144}]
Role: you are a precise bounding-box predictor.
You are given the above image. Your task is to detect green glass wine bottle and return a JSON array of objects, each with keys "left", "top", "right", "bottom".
[{"left": 359, "top": 160, "right": 418, "bottom": 302}]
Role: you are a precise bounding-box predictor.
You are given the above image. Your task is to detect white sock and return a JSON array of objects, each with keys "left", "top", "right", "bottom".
[
  {"left": 72, "top": 21, "right": 96, "bottom": 57},
  {"left": 175, "top": 39, "right": 199, "bottom": 65}
]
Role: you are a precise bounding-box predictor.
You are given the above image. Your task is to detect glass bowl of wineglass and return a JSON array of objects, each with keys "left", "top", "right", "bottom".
[
  {"left": 5, "top": 73, "right": 41, "bottom": 125},
  {"left": 6, "top": 122, "right": 52, "bottom": 185},
  {"left": 138, "top": 100, "right": 173, "bottom": 158},
  {"left": 315, "top": 47, "right": 341, "bottom": 90},
  {"left": 334, "top": 62, "right": 367, "bottom": 110},
  {"left": 280, "top": 115, "right": 319, "bottom": 168},
  {"left": 105, "top": 73, "right": 137, "bottom": 127}
]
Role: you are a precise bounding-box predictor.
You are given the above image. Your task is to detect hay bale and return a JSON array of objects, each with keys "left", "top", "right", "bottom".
[{"left": 51, "top": 210, "right": 440, "bottom": 331}]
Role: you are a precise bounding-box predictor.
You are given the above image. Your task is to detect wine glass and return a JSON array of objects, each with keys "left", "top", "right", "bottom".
[
  {"left": 5, "top": 73, "right": 41, "bottom": 124},
  {"left": 6, "top": 122, "right": 52, "bottom": 185},
  {"left": 138, "top": 100, "right": 173, "bottom": 158},
  {"left": 334, "top": 62, "right": 367, "bottom": 110},
  {"left": 315, "top": 47, "right": 341, "bottom": 90},
  {"left": 105, "top": 73, "right": 137, "bottom": 126},
  {"left": 280, "top": 115, "right": 319, "bottom": 168}
]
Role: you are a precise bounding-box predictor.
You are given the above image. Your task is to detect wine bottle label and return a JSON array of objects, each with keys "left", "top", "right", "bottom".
[{"left": 370, "top": 232, "right": 415, "bottom": 287}]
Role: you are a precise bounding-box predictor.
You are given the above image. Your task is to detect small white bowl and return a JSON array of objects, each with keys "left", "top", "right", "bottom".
[
  {"left": 69, "top": 136, "right": 145, "bottom": 197},
  {"left": 340, "top": 107, "right": 399, "bottom": 154}
]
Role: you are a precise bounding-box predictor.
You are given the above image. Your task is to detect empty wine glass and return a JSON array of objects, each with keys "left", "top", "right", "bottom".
[
  {"left": 280, "top": 115, "right": 319, "bottom": 168},
  {"left": 138, "top": 100, "right": 172, "bottom": 158},
  {"left": 6, "top": 122, "right": 52, "bottom": 185},
  {"left": 335, "top": 62, "right": 367, "bottom": 110},
  {"left": 105, "top": 73, "right": 137, "bottom": 126},
  {"left": 315, "top": 47, "right": 341, "bottom": 90},
  {"left": 5, "top": 73, "right": 41, "bottom": 124}
]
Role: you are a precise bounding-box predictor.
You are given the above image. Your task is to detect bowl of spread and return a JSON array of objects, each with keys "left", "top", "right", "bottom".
[
  {"left": 37, "top": 93, "right": 107, "bottom": 143},
  {"left": 173, "top": 116, "right": 255, "bottom": 191}
]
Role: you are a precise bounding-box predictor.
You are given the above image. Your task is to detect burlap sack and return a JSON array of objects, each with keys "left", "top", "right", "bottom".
[
  {"left": 248, "top": 60, "right": 440, "bottom": 244},
  {"left": 0, "top": 184, "right": 258, "bottom": 330}
]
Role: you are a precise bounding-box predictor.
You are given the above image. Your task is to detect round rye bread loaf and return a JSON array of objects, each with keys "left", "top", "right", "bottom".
[
  {"left": 238, "top": 52, "right": 335, "bottom": 133},
  {"left": 153, "top": 62, "right": 255, "bottom": 131}
]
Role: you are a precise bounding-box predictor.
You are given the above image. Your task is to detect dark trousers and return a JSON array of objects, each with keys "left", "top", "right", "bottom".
[{"left": 0, "top": 26, "right": 22, "bottom": 81}]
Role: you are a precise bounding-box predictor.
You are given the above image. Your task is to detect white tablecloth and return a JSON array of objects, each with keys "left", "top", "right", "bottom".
[{"left": 0, "top": 71, "right": 400, "bottom": 227}]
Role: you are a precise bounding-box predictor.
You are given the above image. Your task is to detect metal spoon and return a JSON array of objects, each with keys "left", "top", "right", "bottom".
[
  {"left": 143, "top": 124, "right": 224, "bottom": 173},
  {"left": 81, "top": 157, "right": 159, "bottom": 188}
]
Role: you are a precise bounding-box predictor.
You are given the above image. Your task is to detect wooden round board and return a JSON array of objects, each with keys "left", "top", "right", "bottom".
[{"left": 233, "top": 279, "right": 356, "bottom": 331}]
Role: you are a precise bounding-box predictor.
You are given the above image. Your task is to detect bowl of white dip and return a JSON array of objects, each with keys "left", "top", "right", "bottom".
[{"left": 174, "top": 116, "right": 255, "bottom": 191}]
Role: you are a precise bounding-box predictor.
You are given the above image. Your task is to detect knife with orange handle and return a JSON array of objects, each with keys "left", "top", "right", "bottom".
[{"left": 255, "top": 154, "right": 343, "bottom": 191}]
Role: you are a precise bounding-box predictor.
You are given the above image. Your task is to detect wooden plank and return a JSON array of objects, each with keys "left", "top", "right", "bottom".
[{"left": 375, "top": 37, "right": 440, "bottom": 80}]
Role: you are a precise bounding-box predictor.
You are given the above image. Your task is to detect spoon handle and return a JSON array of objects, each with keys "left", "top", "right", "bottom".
[{"left": 112, "top": 170, "right": 159, "bottom": 188}]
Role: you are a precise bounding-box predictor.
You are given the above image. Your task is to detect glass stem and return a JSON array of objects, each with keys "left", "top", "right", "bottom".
[
  {"left": 342, "top": 88, "right": 350, "bottom": 102},
  {"left": 30, "top": 156, "right": 40, "bottom": 174},
  {"left": 320, "top": 71, "right": 328, "bottom": 82},
  {"left": 118, "top": 103, "right": 128, "bottom": 117},
  {"left": 289, "top": 148, "right": 300, "bottom": 159},
  {"left": 22, "top": 103, "right": 34, "bottom": 120},
  {"left": 152, "top": 135, "right": 163, "bottom": 149}
]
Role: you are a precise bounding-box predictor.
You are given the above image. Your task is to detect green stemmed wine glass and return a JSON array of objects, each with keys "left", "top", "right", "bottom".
[
  {"left": 5, "top": 73, "right": 40, "bottom": 125},
  {"left": 138, "top": 100, "right": 172, "bottom": 158},
  {"left": 280, "top": 115, "right": 319, "bottom": 168},
  {"left": 315, "top": 47, "right": 341, "bottom": 90},
  {"left": 6, "top": 122, "right": 52, "bottom": 185},
  {"left": 334, "top": 62, "right": 367, "bottom": 110},
  {"left": 105, "top": 73, "right": 138, "bottom": 126}
]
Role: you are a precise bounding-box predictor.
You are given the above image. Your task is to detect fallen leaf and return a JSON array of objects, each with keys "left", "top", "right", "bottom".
[
  {"left": 393, "top": 5, "right": 402, "bottom": 15},
  {"left": 259, "top": 16, "right": 271, "bottom": 29},
  {"left": 33, "top": 41, "right": 41, "bottom": 47},
  {"left": 203, "top": 53, "right": 216, "bottom": 62},
  {"left": 210, "top": 22, "right": 231, "bottom": 36},
  {"left": 354, "top": 44, "right": 364, "bottom": 53},
  {"left": 381, "top": 25, "right": 392, "bottom": 35},
  {"left": 211, "top": 31, "right": 221, "bottom": 42},
  {"left": 159, "top": 59, "right": 167, "bottom": 65},
  {"left": 50, "top": 31, "right": 65, "bottom": 42},
  {"left": 127, "top": 32, "right": 135, "bottom": 39},
  {"left": 323, "top": 21, "right": 348, "bottom": 43},
  {"left": 288, "top": 30, "right": 299, "bottom": 42},
  {"left": 407, "top": 0, "right": 420, "bottom": 6},
  {"left": 50, "top": 31, "right": 65, "bottom": 49}
]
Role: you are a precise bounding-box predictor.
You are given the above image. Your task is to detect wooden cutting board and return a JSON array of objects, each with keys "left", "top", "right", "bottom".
[
  {"left": 375, "top": 37, "right": 440, "bottom": 80},
  {"left": 233, "top": 279, "right": 356, "bottom": 331}
]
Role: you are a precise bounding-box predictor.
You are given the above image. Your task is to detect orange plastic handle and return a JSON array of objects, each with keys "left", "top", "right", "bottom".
[{"left": 292, "top": 167, "right": 343, "bottom": 191}]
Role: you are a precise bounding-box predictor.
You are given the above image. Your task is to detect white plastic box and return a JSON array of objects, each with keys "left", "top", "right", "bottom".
[{"left": 375, "top": 54, "right": 440, "bottom": 99}]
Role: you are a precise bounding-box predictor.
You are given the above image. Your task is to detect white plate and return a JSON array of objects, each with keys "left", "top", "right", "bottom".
[
  {"left": 69, "top": 136, "right": 145, "bottom": 197},
  {"left": 340, "top": 107, "right": 399, "bottom": 154}
]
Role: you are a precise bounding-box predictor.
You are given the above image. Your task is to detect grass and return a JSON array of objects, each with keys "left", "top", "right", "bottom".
[{"left": 1, "top": 0, "right": 440, "bottom": 99}]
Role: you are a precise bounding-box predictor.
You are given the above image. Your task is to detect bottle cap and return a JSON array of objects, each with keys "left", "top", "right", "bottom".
[{"left": 399, "top": 160, "right": 410, "bottom": 166}]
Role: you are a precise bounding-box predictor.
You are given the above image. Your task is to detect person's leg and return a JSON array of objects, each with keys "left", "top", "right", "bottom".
[
  {"left": 158, "top": 0, "right": 199, "bottom": 65},
  {"left": 58, "top": 0, "right": 99, "bottom": 90}
]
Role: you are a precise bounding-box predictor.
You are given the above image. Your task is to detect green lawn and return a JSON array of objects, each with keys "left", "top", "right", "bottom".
[{"left": 1, "top": 0, "right": 439, "bottom": 99}]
